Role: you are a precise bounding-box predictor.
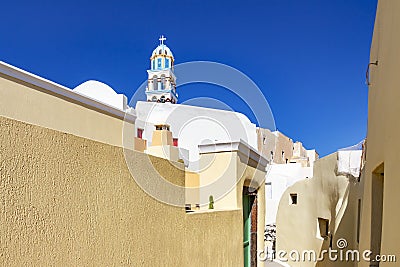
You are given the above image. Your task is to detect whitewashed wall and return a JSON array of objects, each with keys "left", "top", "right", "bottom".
[
  {"left": 135, "top": 101, "right": 258, "bottom": 171},
  {"left": 265, "top": 163, "right": 313, "bottom": 224}
]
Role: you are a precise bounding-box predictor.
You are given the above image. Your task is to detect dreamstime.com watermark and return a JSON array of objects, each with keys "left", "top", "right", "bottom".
[{"left": 258, "top": 238, "right": 396, "bottom": 263}]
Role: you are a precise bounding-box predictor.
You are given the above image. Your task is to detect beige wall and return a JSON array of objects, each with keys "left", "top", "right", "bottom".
[
  {"left": 257, "top": 128, "right": 313, "bottom": 165},
  {"left": 276, "top": 153, "right": 363, "bottom": 267},
  {"left": 0, "top": 115, "right": 243, "bottom": 266},
  {"left": 257, "top": 128, "right": 293, "bottom": 164},
  {"left": 293, "top": 141, "right": 307, "bottom": 159},
  {"left": 359, "top": 0, "right": 400, "bottom": 266},
  {"left": 198, "top": 152, "right": 238, "bottom": 209},
  {"left": 274, "top": 131, "right": 294, "bottom": 164},
  {"left": 145, "top": 145, "right": 180, "bottom": 162},
  {"left": 144, "top": 129, "right": 181, "bottom": 162},
  {"left": 291, "top": 141, "right": 310, "bottom": 167},
  {"left": 257, "top": 127, "right": 276, "bottom": 162},
  {"left": 151, "top": 129, "right": 173, "bottom": 146},
  {"left": 185, "top": 171, "right": 200, "bottom": 208},
  {"left": 133, "top": 137, "right": 147, "bottom": 152}
]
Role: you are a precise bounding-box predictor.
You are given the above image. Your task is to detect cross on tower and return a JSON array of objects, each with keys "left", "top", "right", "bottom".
[{"left": 159, "top": 35, "right": 166, "bottom": 45}]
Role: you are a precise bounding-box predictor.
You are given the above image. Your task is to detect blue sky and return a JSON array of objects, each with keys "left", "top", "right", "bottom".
[{"left": 0, "top": 0, "right": 377, "bottom": 156}]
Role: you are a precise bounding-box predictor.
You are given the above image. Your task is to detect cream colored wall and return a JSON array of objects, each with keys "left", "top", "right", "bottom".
[
  {"left": 276, "top": 153, "right": 362, "bottom": 267},
  {"left": 197, "top": 151, "right": 266, "bottom": 211},
  {"left": 0, "top": 73, "right": 134, "bottom": 149},
  {"left": 0, "top": 115, "right": 243, "bottom": 266},
  {"left": 198, "top": 152, "right": 238, "bottom": 209},
  {"left": 145, "top": 145, "right": 180, "bottom": 162},
  {"left": 145, "top": 129, "right": 180, "bottom": 161},
  {"left": 197, "top": 150, "right": 266, "bottom": 267},
  {"left": 151, "top": 130, "right": 173, "bottom": 146},
  {"left": 359, "top": 1, "right": 400, "bottom": 265},
  {"left": 133, "top": 137, "right": 147, "bottom": 152},
  {"left": 185, "top": 171, "right": 200, "bottom": 208}
]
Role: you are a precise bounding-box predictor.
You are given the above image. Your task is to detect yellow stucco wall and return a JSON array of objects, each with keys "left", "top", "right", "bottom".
[
  {"left": 359, "top": 0, "right": 400, "bottom": 266},
  {"left": 0, "top": 115, "right": 243, "bottom": 266},
  {"left": 0, "top": 72, "right": 134, "bottom": 149}
]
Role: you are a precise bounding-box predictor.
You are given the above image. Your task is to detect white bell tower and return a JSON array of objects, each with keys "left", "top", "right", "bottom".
[{"left": 146, "top": 35, "right": 178, "bottom": 104}]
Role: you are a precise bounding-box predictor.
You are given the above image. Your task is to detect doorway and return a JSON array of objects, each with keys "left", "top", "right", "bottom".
[
  {"left": 371, "top": 163, "right": 384, "bottom": 267},
  {"left": 243, "top": 186, "right": 258, "bottom": 267}
]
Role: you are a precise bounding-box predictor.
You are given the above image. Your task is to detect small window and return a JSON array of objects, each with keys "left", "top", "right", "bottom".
[
  {"left": 286, "top": 158, "right": 288, "bottom": 164},
  {"left": 157, "top": 58, "right": 162, "bottom": 68},
  {"left": 137, "top": 128, "right": 143, "bottom": 139},
  {"left": 290, "top": 193, "right": 297, "bottom": 204},
  {"left": 159, "top": 49, "right": 162, "bottom": 55},
  {"left": 318, "top": 218, "right": 329, "bottom": 239},
  {"left": 165, "top": 58, "right": 170, "bottom": 68}
]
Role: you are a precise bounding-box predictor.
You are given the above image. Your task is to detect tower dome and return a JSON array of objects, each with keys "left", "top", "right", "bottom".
[
  {"left": 151, "top": 44, "right": 174, "bottom": 58},
  {"left": 150, "top": 35, "right": 174, "bottom": 71}
]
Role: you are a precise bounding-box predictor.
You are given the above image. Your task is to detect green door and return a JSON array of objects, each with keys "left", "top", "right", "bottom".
[{"left": 243, "top": 194, "right": 254, "bottom": 267}]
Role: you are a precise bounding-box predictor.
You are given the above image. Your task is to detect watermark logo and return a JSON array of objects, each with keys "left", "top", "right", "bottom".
[
  {"left": 258, "top": 238, "right": 396, "bottom": 263},
  {"left": 336, "top": 238, "right": 347, "bottom": 249}
]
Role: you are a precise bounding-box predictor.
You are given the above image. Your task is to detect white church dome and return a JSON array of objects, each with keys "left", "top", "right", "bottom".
[
  {"left": 73, "top": 80, "right": 127, "bottom": 110},
  {"left": 151, "top": 44, "right": 174, "bottom": 58}
]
